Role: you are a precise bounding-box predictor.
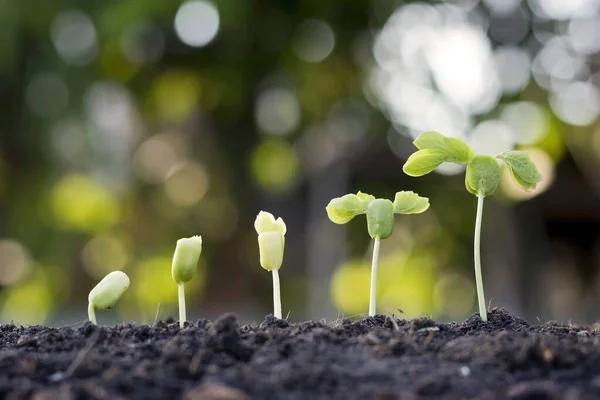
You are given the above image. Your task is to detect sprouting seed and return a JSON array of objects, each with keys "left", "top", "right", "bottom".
[
  {"left": 254, "top": 211, "right": 286, "bottom": 319},
  {"left": 402, "top": 131, "right": 542, "bottom": 322},
  {"left": 88, "top": 271, "right": 130, "bottom": 325},
  {"left": 326, "top": 190, "right": 429, "bottom": 316},
  {"left": 171, "top": 235, "right": 202, "bottom": 328}
]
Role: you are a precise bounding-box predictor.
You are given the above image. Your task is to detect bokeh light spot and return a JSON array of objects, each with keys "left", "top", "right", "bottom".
[
  {"left": 292, "top": 19, "right": 336, "bottom": 63},
  {"left": 174, "top": 1, "right": 220, "bottom": 47},
  {"left": 331, "top": 261, "right": 371, "bottom": 316},
  {"left": 164, "top": 162, "right": 209, "bottom": 207},
  {"left": 0, "top": 240, "right": 31, "bottom": 285},
  {"left": 468, "top": 120, "right": 515, "bottom": 155},
  {"left": 250, "top": 140, "right": 299, "bottom": 194},
  {"left": 50, "top": 10, "right": 98, "bottom": 66},
  {"left": 151, "top": 70, "right": 201, "bottom": 123},
  {"left": 81, "top": 235, "right": 128, "bottom": 280},
  {"left": 50, "top": 174, "right": 120, "bottom": 233},
  {"left": 494, "top": 46, "right": 531, "bottom": 95},
  {"left": 255, "top": 88, "right": 301, "bottom": 136},
  {"left": 133, "top": 135, "right": 182, "bottom": 183},
  {"left": 500, "top": 102, "right": 548, "bottom": 145},
  {"left": 2, "top": 275, "right": 53, "bottom": 325},
  {"left": 549, "top": 81, "right": 600, "bottom": 126}
]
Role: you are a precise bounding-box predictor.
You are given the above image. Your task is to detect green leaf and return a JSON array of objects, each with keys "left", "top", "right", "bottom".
[
  {"left": 497, "top": 151, "right": 542, "bottom": 191},
  {"left": 366, "top": 199, "right": 394, "bottom": 240},
  {"left": 356, "top": 191, "right": 375, "bottom": 209},
  {"left": 402, "top": 149, "right": 448, "bottom": 177},
  {"left": 465, "top": 155, "right": 501, "bottom": 197},
  {"left": 413, "top": 131, "right": 474, "bottom": 164},
  {"left": 326, "top": 194, "right": 365, "bottom": 224},
  {"left": 393, "top": 191, "right": 430, "bottom": 214}
]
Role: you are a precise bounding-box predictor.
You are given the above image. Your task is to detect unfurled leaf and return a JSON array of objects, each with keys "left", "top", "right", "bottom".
[
  {"left": 402, "top": 149, "right": 447, "bottom": 177},
  {"left": 326, "top": 194, "right": 365, "bottom": 224},
  {"left": 356, "top": 191, "right": 375, "bottom": 209},
  {"left": 465, "top": 155, "right": 501, "bottom": 197},
  {"left": 393, "top": 191, "right": 430, "bottom": 214},
  {"left": 497, "top": 151, "right": 542, "bottom": 191},
  {"left": 413, "top": 131, "right": 474, "bottom": 164},
  {"left": 366, "top": 199, "right": 394, "bottom": 239}
]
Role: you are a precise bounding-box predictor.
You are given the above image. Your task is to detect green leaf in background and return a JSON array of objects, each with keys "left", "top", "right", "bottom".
[
  {"left": 465, "top": 155, "right": 501, "bottom": 197},
  {"left": 326, "top": 193, "right": 365, "bottom": 224},
  {"left": 366, "top": 198, "right": 394, "bottom": 239},
  {"left": 497, "top": 151, "right": 542, "bottom": 191},
  {"left": 413, "top": 131, "right": 474, "bottom": 164},
  {"left": 393, "top": 191, "right": 430, "bottom": 214},
  {"left": 402, "top": 149, "right": 448, "bottom": 177}
]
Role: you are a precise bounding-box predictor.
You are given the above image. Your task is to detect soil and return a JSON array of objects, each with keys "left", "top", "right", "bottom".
[{"left": 2, "top": 308, "right": 600, "bottom": 400}]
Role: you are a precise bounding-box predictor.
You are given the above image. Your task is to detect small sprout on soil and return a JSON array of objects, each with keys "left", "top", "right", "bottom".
[
  {"left": 254, "top": 211, "right": 286, "bottom": 319},
  {"left": 403, "top": 131, "right": 541, "bottom": 322},
  {"left": 326, "top": 191, "right": 429, "bottom": 316},
  {"left": 171, "top": 235, "right": 203, "bottom": 328},
  {"left": 88, "top": 271, "right": 130, "bottom": 325}
]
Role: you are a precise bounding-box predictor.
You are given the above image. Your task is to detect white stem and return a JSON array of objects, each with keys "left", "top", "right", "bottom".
[
  {"left": 272, "top": 269, "right": 282, "bottom": 319},
  {"left": 474, "top": 191, "right": 487, "bottom": 322},
  {"left": 369, "top": 237, "right": 381, "bottom": 317},
  {"left": 88, "top": 302, "right": 97, "bottom": 325},
  {"left": 178, "top": 283, "right": 186, "bottom": 328}
]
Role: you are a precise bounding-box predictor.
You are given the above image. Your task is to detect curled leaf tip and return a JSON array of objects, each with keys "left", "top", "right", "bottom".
[
  {"left": 497, "top": 150, "right": 542, "bottom": 192},
  {"left": 255, "top": 212, "right": 286, "bottom": 271},
  {"left": 255, "top": 211, "right": 277, "bottom": 234},
  {"left": 403, "top": 149, "right": 448, "bottom": 177},
  {"left": 393, "top": 191, "right": 430, "bottom": 214},
  {"left": 325, "top": 194, "right": 364, "bottom": 224}
]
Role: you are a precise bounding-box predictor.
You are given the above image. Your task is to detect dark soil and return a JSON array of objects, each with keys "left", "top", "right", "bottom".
[{"left": 2, "top": 308, "right": 600, "bottom": 399}]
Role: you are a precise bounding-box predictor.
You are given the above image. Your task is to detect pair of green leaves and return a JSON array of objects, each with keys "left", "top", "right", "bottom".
[
  {"left": 326, "top": 191, "right": 429, "bottom": 240},
  {"left": 403, "top": 131, "right": 542, "bottom": 197}
]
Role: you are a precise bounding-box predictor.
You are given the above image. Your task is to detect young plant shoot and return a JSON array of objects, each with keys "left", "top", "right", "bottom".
[
  {"left": 326, "top": 191, "right": 429, "bottom": 316},
  {"left": 171, "top": 235, "right": 202, "bottom": 328},
  {"left": 88, "top": 271, "right": 130, "bottom": 325},
  {"left": 254, "top": 211, "right": 286, "bottom": 319},
  {"left": 402, "top": 131, "right": 542, "bottom": 321}
]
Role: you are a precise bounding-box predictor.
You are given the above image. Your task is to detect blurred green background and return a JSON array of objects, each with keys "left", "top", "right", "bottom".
[{"left": 1, "top": 0, "right": 600, "bottom": 325}]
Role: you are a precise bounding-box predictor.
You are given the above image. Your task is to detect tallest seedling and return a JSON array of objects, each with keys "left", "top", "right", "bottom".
[{"left": 402, "top": 131, "right": 542, "bottom": 321}]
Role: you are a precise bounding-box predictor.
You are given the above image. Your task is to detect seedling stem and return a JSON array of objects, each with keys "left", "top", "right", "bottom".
[
  {"left": 272, "top": 269, "right": 282, "bottom": 319},
  {"left": 369, "top": 237, "right": 381, "bottom": 316},
  {"left": 88, "top": 302, "right": 97, "bottom": 325},
  {"left": 178, "top": 283, "right": 186, "bottom": 328},
  {"left": 474, "top": 190, "right": 487, "bottom": 322}
]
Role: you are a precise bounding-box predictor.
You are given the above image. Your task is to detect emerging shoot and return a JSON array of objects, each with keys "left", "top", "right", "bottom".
[
  {"left": 254, "top": 211, "right": 286, "bottom": 319},
  {"left": 326, "top": 191, "right": 430, "bottom": 316},
  {"left": 88, "top": 271, "right": 130, "bottom": 325},
  {"left": 403, "top": 131, "right": 542, "bottom": 321},
  {"left": 171, "top": 235, "right": 203, "bottom": 328}
]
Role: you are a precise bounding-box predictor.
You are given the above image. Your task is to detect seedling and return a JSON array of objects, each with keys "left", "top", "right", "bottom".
[
  {"left": 326, "top": 191, "right": 429, "bottom": 316},
  {"left": 254, "top": 211, "right": 286, "bottom": 319},
  {"left": 88, "top": 271, "right": 130, "bottom": 325},
  {"left": 402, "top": 131, "right": 542, "bottom": 321},
  {"left": 171, "top": 235, "right": 202, "bottom": 328}
]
